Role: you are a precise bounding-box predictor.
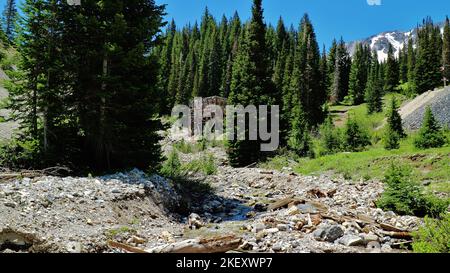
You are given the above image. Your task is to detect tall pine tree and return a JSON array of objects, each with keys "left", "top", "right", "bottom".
[{"left": 227, "top": 0, "right": 275, "bottom": 166}]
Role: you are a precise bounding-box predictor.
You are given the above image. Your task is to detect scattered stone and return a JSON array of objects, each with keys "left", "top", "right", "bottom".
[
  {"left": 265, "top": 228, "right": 279, "bottom": 234},
  {"left": 66, "top": 242, "right": 82, "bottom": 253},
  {"left": 284, "top": 206, "right": 300, "bottom": 216},
  {"left": 4, "top": 201, "right": 17, "bottom": 208},
  {"left": 276, "top": 224, "right": 288, "bottom": 232},
  {"left": 367, "top": 241, "right": 381, "bottom": 250},
  {"left": 314, "top": 225, "right": 344, "bottom": 243},
  {"left": 338, "top": 235, "right": 364, "bottom": 246},
  {"left": 188, "top": 213, "right": 203, "bottom": 229},
  {"left": 252, "top": 223, "right": 266, "bottom": 233}
]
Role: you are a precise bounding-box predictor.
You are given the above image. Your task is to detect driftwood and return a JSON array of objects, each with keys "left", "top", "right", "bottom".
[
  {"left": 379, "top": 230, "right": 412, "bottom": 239},
  {"left": 267, "top": 196, "right": 295, "bottom": 211},
  {"left": 0, "top": 167, "right": 71, "bottom": 181},
  {"left": 146, "top": 235, "right": 242, "bottom": 254},
  {"left": 108, "top": 241, "right": 148, "bottom": 253}
]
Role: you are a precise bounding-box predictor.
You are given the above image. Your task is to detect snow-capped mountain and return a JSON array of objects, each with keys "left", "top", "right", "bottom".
[{"left": 347, "top": 22, "right": 444, "bottom": 62}]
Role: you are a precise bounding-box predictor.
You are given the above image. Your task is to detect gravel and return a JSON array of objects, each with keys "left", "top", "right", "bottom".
[{"left": 402, "top": 87, "right": 450, "bottom": 130}]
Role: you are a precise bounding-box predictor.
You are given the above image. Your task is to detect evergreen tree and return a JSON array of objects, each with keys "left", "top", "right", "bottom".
[
  {"left": 318, "top": 116, "right": 341, "bottom": 156},
  {"left": 2, "top": 0, "right": 17, "bottom": 41},
  {"left": 414, "top": 18, "right": 443, "bottom": 94},
  {"left": 327, "top": 39, "right": 338, "bottom": 96},
  {"left": 330, "top": 38, "right": 351, "bottom": 103},
  {"left": 383, "top": 97, "right": 406, "bottom": 150},
  {"left": 343, "top": 116, "right": 371, "bottom": 152},
  {"left": 288, "top": 104, "right": 313, "bottom": 157},
  {"left": 384, "top": 43, "right": 399, "bottom": 93},
  {"left": 365, "top": 51, "right": 383, "bottom": 114},
  {"left": 319, "top": 45, "right": 329, "bottom": 96},
  {"left": 290, "top": 14, "right": 325, "bottom": 125},
  {"left": 414, "top": 106, "right": 446, "bottom": 149},
  {"left": 7, "top": 0, "right": 166, "bottom": 172},
  {"left": 443, "top": 17, "right": 450, "bottom": 86},
  {"left": 407, "top": 38, "right": 416, "bottom": 85},
  {"left": 348, "top": 43, "right": 370, "bottom": 104},
  {"left": 386, "top": 98, "right": 406, "bottom": 138},
  {"left": 399, "top": 46, "right": 409, "bottom": 84},
  {"left": 227, "top": 0, "right": 275, "bottom": 167}
]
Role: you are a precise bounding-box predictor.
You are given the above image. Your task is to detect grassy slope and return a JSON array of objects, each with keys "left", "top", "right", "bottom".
[{"left": 264, "top": 93, "right": 450, "bottom": 195}]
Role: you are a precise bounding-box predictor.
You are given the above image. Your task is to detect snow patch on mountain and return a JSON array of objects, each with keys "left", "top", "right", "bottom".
[{"left": 347, "top": 22, "right": 444, "bottom": 62}]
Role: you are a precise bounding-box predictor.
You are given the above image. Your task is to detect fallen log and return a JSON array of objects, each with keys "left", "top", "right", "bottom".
[
  {"left": 0, "top": 167, "right": 71, "bottom": 181},
  {"left": 108, "top": 241, "right": 149, "bottom": 253},
  {"left": 267, "top": 196, "right": 295, "bottom": 211},
  {"left": 379, "top": 223, "right": 406, "bottom": 233},
  {"left": 379, "top": 230, "right": 412, "bottom": 239},
  {"left": 146, "top": 235, "right": 242, "bottom": 254}
]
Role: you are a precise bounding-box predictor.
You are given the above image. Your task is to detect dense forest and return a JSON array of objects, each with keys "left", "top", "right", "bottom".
[{"left": 0, "top": 0, "right": 449, "bottom": 172}]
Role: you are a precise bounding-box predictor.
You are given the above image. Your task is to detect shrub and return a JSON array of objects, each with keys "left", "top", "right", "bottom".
[
  {"left": 173, "top": 139, "right": 194, "bottom": 154},
  {"left": 413, "top": 214, "right": 450, "bottom": 253},
  {"left": 414, "top": 107, "right": 446, "bottom": 149},
  {"left": 160, "top": 149, "right": 182, "bottom": 178},
  {"left": 183, "top": 154, "right": 217, "bottom": 175},
  {"left": 0, "top": 139, "right": 41, "bottom": 169},
  {"left": 343, "top": 117, "right": 371, "bottom": 152},
  {"left": 383, "top": 127, "right": 400, "bottom": 150},
  {"left": 318, "top": 116, "right": 342, "bottom": 156},
  {"left": 377, "top": 164, "right": 448, "bottom": 217},
  {"left": 386, "top": 97, "right": 406, "bottom": 139}
]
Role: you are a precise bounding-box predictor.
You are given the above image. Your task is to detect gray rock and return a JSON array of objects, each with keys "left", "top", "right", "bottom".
[
  {"left": 338, "top": 235, "right": 364, "bottom": 246},
  {"left": 66, "top": 242, "right": 82, "bottom": 253},
  {"left": 276, "top": 224, "right": 288, "bottom": 232},
  {"left": 314, "top": 225, "right": 344, "bottom": 242},
  {"left": 4, "top": 201, "right": 17, "bottom": 208},
  {"left": 252, "top": 223, "right": 266, "bottom": 233},
  {"left": 367, "top": 241, "right": 381, "bottom": 250}
]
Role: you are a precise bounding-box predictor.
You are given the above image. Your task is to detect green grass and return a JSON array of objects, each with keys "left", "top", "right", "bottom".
[
  {"left": 294, "top": 135, "right": 450, "bottom": 193},
  {"left": 330, "top": 93, "right": 408, "bottom": 136},
  {"left": 263, "top": 93, "right": 450, "bottom": 196}
]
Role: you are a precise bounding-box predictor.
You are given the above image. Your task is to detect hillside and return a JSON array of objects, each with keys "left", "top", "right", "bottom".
[{"left": 401, "top": 87, "right": 450, "bottom": 130}]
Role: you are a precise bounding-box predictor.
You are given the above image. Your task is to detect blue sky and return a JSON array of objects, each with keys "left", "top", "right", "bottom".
[
  {"left": 0, "top": 0, "right": 448, "bottom": 48},
  {"left": 155, "top": 0, "right": 449, "bottom": 48}
]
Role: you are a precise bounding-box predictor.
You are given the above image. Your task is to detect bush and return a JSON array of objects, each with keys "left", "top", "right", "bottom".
[
  {"left": 383, "top": 127, "right": 400, "bottom": 150},
  {"left": 0, "top": 139, "right": 41, "bottom": 169},
  {"left": 377, "top": 164, "right": 448, "bottom": 217},
  {"left": 414, "top": 107, "right": 446, "bottom": 149},
  {"left": 318, "top": 116, "right": 342, "bottom": 156},
  {"left": 160, "top": 149, "right": 182, "bottom": 178},
  {"left": 183, "top": 154, "right": 217, "bottom": 175},
  {"left": 343, "top": 117, "right": 371, "bottom": 152},
  {"left": 413, "top": 214, "right": 450, "bottom": 253}
]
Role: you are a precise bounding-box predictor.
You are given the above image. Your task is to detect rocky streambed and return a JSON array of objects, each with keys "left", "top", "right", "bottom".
[{"left": 0, "top": 160, "right": 422, "bottom": 253}]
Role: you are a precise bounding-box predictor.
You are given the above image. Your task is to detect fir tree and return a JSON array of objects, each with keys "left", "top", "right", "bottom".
[
  {"left": 365, "top": 51, "right": 383, "bottom": 114},
  {"left": 290, "top": 14, "right": 325, "bottom": 125},
  {"left": 348, "top": 43, "right": 370, "bottom": 104},
  {"left": 288, "top": 104, "right": 313, "bottom": 157},
  {"left": 407, "top": 38, "right": 416, "bottom": 86},
  {"left": 343, "top": 116, "right": 371, "bottom": 152},
  {"left": 318, "top": 116, "right": 341, "bottom": 156},
  {"left": 386, "top": 98, "right": 406, "bottom": 138},
  {"left": 414, "top": 18, "right": 443, "bottom": 94},
  {"left": 384, "top": 43, "right": 399, "bottom": 93},
  {"left": 330, "top": 38, "right": 351, "bottom": 104},
  {"left": 383, "top": 97, "right": 406, "bottom": 150},
  {"left": 227, "top": 0, "right": 275, "bottom": 167},
  {"left": 2, "top": 0, "right": 17, "bottom": 41},
  {"left": 414, "top": 106, "right": 446, "bottom": 149}
]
